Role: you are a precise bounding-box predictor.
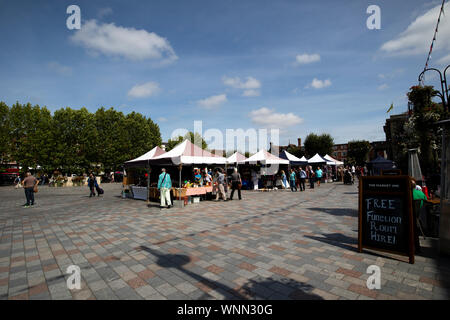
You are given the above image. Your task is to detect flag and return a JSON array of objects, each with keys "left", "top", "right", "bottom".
[{"left": 386, "top": 103, "right": 394, "bottom": 113}]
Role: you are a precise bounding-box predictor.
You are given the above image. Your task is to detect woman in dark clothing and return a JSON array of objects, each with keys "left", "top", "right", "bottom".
[{"left": 87, "top": 174, "right": 99, "bottom": 197}]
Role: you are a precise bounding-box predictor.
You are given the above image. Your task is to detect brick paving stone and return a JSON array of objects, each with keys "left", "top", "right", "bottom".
[{"left": 1, "top": 183, "right": 450, "bottom": 300}]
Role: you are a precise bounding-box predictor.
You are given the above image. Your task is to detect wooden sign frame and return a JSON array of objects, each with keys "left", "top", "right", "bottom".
[
  {"left": 381, "top": 169, "right": 402, "bottom": 176},
  {"left": 358, "top": 175, "right": 415, "bottom": 264}
]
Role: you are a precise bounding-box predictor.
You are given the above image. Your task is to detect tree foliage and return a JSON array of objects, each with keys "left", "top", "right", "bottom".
[
  {"left": 304, "top": 133, "right": 334, "bottom": 157},
  {"left": 0, "top": 102, "right": 10, "bottom": 163},
  {"left": 286, "top": 145, "right": 304, "bottom": 158},
  {"left": 347, "top": 140, "right": 371, "bottom": 166},
  {"left": 166, "top": 132, "right": 208, "bottom": 151},
  {"left": 401, "top": 85, "right": 448, "bottom": 175},
  {"left": 0, "top": 102, "right": 162, "bottom": 173}
]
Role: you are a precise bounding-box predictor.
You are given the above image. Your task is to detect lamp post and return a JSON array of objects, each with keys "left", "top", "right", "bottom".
[{"left": 418, "top": 65, "right": 449, "bottom": 112}]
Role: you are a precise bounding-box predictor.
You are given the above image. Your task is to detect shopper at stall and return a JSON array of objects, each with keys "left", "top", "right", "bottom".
[
  {"left": 299, "top": 167, "right": 307, "bottom": 191},
  {"left": 203, "top": 168, "right": 212, "bottom": 185},
  {"left": 215, "top": 169, "right": 227, "bottom": 201},
  {"left": 289, "top": 169, "right": 297, "bottom": 192},
  {"left": 230, "top": 168, "right": 242, "bottom": 200},
  {"left": 251, "top": 169, "right": 259, "bottom": 190},
  {"left": 22, "top": 172, "right": 38, "bottom": 207},
  {"left": 280, "top": 170, "right": 287, "bottom": 189},
  {"left": 157, "top": 168, "right": 172, "bottom": 209},
  {"left": 308, "top": 166, "right": 315, "bottom": 189},
  {"left": 315, "top": 166, "right": 323, "bottom": 186}
]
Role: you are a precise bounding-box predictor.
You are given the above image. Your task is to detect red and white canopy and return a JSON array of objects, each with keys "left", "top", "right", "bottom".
[
  {"left": 226, "top": 152, "right": 247, "bottom": 164},
  {"left": 246, "top": 150, "right": 289, "bottom": 165},
  {"left": 124, "top": 146, "right": 167, "bottom": 166},
  {"left": 151, "top": 140, "right": 227, "bottom": 165}
]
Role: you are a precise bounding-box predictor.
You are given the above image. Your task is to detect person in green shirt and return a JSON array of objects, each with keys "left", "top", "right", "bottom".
[
  {"left": 412, "top": 181, "right": 427, "bottom": 208},
  {"left": 411, "top": 180, "right": 427, "bottom": 253}
]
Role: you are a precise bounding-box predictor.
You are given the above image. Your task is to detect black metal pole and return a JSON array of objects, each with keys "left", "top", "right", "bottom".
[
  {"left": 443, "top": 65, "right": 450, "bottom": 111},
  {"left": 419, "top": 67, "right": 448, "bottom": 112}
]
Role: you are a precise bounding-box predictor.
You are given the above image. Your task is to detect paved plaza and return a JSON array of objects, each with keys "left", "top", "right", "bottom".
[{"left": 0, "top": 182, "right": 449, "bottom": 300}]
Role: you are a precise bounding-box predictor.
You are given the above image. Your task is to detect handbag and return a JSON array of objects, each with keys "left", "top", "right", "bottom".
[{"left": 33, "top": 184, "right": 38, "bottom": 193}]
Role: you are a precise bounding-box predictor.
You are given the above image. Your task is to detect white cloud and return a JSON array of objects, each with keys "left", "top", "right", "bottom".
[
  {"left": 437, "top": 53, "right": 450, "bottom": 65},
  {"left": 249, "top": 107, "right": 303, "bottom": 129},
  {"left": 378, "top": 84, "right": 389, "bottom": 91},
  {"left": 242, "top": 89, "right": 260, "bottom": 97},
  {"left": 71, "top": 20, "right": 177, "bottom": 63},
  {"left": 378, "top": 69, "right": 405, "bottom": 79},
  {"left": 197, "top": 94, "right": 227, "bottom": 109},
  {"left": 158, "top": 117, "right": 168, "bottom": 122},
  {"left": 127, "top": 82, "right": 161, "bottom": 98},
  {"left": 380, "top": 3, "right": 450, "bottom": 57},
  {"left": 47, "top": 62, "right": 72, "bottom": 76},
  {"left": 295, "top": 53, "right": 321, "bottom": 65},
  {"left": 306, "top": 78, "right": 332, "bottom": 89},
  {"left": 98, "top": 7, "right": 113, "bottom": 18},
  {"left": 222, "top": 76, "right": 261, "bottom": 96}
]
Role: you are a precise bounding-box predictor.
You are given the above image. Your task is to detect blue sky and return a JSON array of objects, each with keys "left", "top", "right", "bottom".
[{"left": 1, "top": 0, "right": 449, "bottom": 151}]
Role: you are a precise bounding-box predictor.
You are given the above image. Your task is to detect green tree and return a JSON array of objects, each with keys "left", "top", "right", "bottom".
[
  {"left": 53, "top": 107, "right": 98, "bottom": 173},
  {"left": 8, "top": 102, "right": 54, "bottom": 171},
  {"left": 94, "top": 108, "right": 161, "bottom": 172},
  {"left": 404, "top": 85, "right": 447, "bottom": 176},
  {"left": 94, "top": 107, "right": 126, "bottom": 172},
  {"left": 304, "top": 133, "right": 334, "bottom": 157},
  {"left": 347, "top": 140, "right": 371, "bottom": 166},
  {"left": 286, "top": 145, "right": 304, "bottom": 158},
  {"left": 123, "top": 111, "right": 162, "bottom": 165},
  {"left": 166, "top": 132, "right": 208, "bottom": 151}
]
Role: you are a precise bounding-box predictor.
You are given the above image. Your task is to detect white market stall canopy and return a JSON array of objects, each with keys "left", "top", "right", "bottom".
[
  {"left": 323, "top": 154, "right": 344, "bottom": 166},
  {"left": 307, "top": 153, "right": 333, "bottom": 165},
  {"left": 124, "top": 146, "right": 167, "bottom": 167},
  {"left": 279, "top": 150, "right": 308, "bottom": 165},
  {"left": 299, "top": 156, "right": 308, "bottom": 162},
  {"left": 151, "top": 140, "right": 227, "bottom": 165},
  {"left": 226, "top": 152, "right": 247, "bottom": 164},
  {"left": 245, "top": 150, "right": 289, "bottom": 165}
]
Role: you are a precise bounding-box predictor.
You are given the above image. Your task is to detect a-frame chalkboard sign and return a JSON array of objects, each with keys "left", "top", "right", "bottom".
[{"left": 358, "top": 175, "right": 415, "bottom": 264}]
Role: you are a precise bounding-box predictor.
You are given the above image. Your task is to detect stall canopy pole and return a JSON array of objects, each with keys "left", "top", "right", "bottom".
[
  {"left": 147, "top": 160, "right": 150, "bottom": 205},
  {"left": 179, "top": 164, "right": 182, "bottom": 204}
]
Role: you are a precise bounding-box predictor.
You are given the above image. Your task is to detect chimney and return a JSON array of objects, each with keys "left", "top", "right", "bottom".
[{"left": 297, "top": 138, "right": 301, "bottom": 147}]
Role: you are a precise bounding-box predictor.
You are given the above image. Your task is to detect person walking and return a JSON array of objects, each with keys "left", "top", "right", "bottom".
[
  {"left": 280, "top": 170, "right": 287, "bottom": 189},
  {"left": 215, "top": 169, "right": 227, "bottom": 201},
  {"left": 299, "top": 167, "right": 307, "bottom": 191},
  {"left": 14, "top": 175, "right": 21, "bottom": 189},
  {"left": 22, "top": 172, "right": 38, "bottom": 207},
  {"left": 315, "top": 166, "right": 323, "bottom": 186},
  {"left": 157, "top": 168, "right": 172, "bottom": 209},
  {"left": 87, "top": 173, "right": 99, "bottom": 197},
  {"left": 308, "top": 166, "right": 315, "bottom": 189},
  {"left": 289, "top": 169, "right": 297, "bottom": 192},
  {"left": 229, "top": 168, "right": 242, "bottom": 200}
]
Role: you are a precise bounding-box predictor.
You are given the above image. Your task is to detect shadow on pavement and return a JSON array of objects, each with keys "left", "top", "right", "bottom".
[
  {"left": 306, "top": 207, "right": 358, "bottom": 217},
  {"left": 137, "top": 246, "right": 323, "bottom": 300},
  {"left": 305, "top": 233, "right": 358, "bottom": 252}
]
